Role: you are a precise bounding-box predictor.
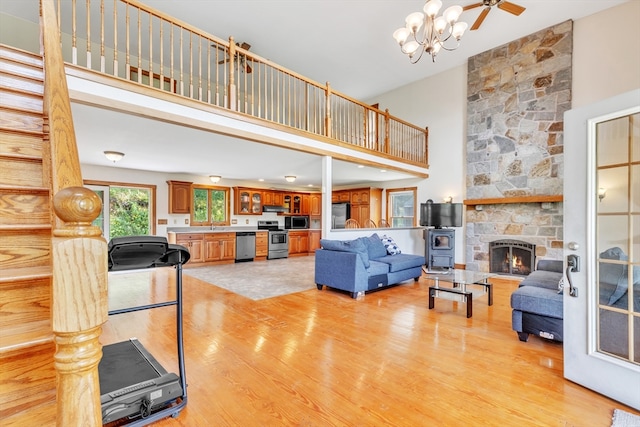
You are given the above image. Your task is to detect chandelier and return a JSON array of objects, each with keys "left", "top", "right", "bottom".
[{"left": 393, "top": 0, "right": 468, "bottom": 63}]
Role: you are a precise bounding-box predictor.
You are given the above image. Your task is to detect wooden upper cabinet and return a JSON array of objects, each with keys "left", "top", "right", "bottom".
[
  {"left": 167, "top": 180, "right": 192, "bottom": 214},
  {"left": 310, "top": 194, "right": 322, "bottom": 216},
  {"left": 301, "top": 195, "right": 311, "bottom": 215},
  {"left": 333, "top": 191, "right": 350, "bottom": 203},
  {"left": 234, "top": 187, "right": 262, "bottom": 215}
]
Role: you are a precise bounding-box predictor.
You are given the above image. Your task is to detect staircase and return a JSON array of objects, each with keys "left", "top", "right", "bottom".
[{"left": 0, "top": 44, "right": 57, "bottom": 425}]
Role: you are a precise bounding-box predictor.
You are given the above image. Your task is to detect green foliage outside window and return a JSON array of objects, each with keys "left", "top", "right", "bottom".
[
  {"left": 211, "top": 190, "right": 226, "bottom": 222},
  {"left": 191, "top": 186, "right": 228, "bottom": 225},
  {"left": 109, "top": 187, "right": 150, "bottom": 238},
  {"left": 388, "top": 189, "right": 416, "bottom": 228},
  {"left": 193, "top": 188, "right": 209, "bottom": 223}
]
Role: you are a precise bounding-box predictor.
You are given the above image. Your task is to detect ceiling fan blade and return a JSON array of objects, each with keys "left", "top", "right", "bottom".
[
  {"left": 470, "top": 7, "right": 490, "bottom": 31},
  {"left": 463, "top": 2, "right": 483, "bottom": 11},
  {"left": 246, "top": 63, "right": 252, "bottom": 74},
  {"left": 498, "top": 1, "right": 526, "bottom": 16},
  {"left": 239, "top": 42, "right": 251, "bottom": 50},
  {"left": 217, "top": 58, "right": 230, "bottom": 65}
]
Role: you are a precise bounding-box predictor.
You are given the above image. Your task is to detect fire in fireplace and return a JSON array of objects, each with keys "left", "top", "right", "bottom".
[{"left": 489, "top": 240, "right": 535, "bottom": 276}]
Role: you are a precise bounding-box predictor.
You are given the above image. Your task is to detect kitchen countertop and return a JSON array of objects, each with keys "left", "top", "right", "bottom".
[{"left": 167, "top": 226, "right": 322, "bottom": 233}]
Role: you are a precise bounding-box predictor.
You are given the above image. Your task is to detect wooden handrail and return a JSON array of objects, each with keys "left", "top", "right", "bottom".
[
  {"left": 52, "top": 0, "right": 429, "bottom": 168},
  {"left": 41, "top": 0, "right": 108, "bottom": 425}
]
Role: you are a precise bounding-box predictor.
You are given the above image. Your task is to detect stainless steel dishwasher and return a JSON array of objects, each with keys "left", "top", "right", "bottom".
[{"left": 235, "top": 232, "right": 256, "bottom": 262}]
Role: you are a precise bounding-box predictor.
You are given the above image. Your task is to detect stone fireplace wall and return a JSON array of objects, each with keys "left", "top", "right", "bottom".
[{"left": 465, "top": 21, "right": 572, "bottom": 272}]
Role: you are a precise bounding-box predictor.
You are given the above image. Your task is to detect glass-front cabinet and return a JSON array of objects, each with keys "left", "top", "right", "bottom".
[{"left": 234, "top": 187, "right": 262, "bottom": 215}]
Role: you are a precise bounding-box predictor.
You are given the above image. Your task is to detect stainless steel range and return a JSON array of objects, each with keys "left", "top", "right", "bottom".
[{"left": 257, "top": 220, "right": 289, "bottom": 259}]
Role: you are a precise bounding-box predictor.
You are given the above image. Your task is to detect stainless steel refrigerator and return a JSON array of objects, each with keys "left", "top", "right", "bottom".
[{"left": 331, "top": 202, "right": 350, "bottom": 229}]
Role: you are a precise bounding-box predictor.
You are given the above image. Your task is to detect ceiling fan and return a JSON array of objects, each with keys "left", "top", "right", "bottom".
[
  {"left": 463, "top": 0, "right": 526, "bottom": 31},
  {"left": 217, "top": 41, "right": 253, "bottom": 73}
]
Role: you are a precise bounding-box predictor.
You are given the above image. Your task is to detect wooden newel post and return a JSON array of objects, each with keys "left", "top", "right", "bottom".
[
  {"left": 52, "top": 186, "right": 108, "bottom": 427},
  {"left": 325, "top": 82, "right": 332, "bottom": 138},
  {"left": 228, "top": 36, "right": 236, "bottom": 110}
]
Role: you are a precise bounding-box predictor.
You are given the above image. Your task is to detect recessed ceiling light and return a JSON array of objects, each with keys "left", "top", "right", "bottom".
[
  {"left": 380, "top": 169, "right": 387, "bottom": 173},
  {"left": 357, "top": 165, "right": 365, "bottom": 168},
  {"left": 307, "top": 184, "right": 313, "bottom": 187},
  {"left": 258, "top": 178, "right": 264, "bottom": 181}
]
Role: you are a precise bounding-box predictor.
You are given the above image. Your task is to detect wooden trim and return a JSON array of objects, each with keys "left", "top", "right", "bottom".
[
  {"left": 83, "top": 179, "right": 158, "bottom": 235},
  {"left": 463, "top": 195, "right": 563, "bottom": 206},
  {"left": 65, "top": 65, "right": 429, "bottom": 178}
]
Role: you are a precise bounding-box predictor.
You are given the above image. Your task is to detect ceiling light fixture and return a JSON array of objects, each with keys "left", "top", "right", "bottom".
[
  {"left": 393, "top": 0, "right": 468, "bottom": 63},
  {"left": 104, "top": 150, "right": 124, "bottom": 162},
  {"left": 209, "top": 175, "right": 221, "bottom": 183},
  {"left": 285, "top": 175, "right": 296, "bottom": 183}
]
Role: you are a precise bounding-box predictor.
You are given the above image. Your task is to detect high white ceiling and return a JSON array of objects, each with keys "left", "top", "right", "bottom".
[{"left": 0, "top": 0, "right": 629, "bottom": 187}]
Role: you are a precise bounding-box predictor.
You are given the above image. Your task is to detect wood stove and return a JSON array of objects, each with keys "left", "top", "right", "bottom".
[{"left": 489, "top": 240, "right": 535, "bottom": 276}]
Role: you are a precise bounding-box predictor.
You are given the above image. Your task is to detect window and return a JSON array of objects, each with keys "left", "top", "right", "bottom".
[
  {"left": 386, "top": 187, "right": 417, "bottom": 227},
  {"left": 191, "top": 185, "right": 230, "bottom": 226},
  {"left": 85, "top": 181, "right": 156, "bottom": 240}
]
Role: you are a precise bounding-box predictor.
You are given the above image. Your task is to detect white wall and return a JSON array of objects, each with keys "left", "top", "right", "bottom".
[
  {"left": 572, "top": 1, "right": 640, "bottom": 109},
  {"left": 370, "top": 64, "right": 467, "bottom": 263}
]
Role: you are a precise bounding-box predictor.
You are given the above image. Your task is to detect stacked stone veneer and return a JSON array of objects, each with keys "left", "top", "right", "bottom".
[{"left": 465, "top": 21, "right": 572, "bottom": 272}]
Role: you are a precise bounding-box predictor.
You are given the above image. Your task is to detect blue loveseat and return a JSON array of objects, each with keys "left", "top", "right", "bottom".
[
  {"left": 511, "top": 247, "right": 640, "bottom": 346},
  {"left": 314, "top": 233, "right": 425, "bottom": 298}
]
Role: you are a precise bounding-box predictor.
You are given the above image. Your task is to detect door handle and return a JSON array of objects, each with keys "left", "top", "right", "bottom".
[{"left": 566, "top": 254, "right": 580, "bottom": 297}]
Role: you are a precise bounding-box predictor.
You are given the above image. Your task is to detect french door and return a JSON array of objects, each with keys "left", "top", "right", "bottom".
[{"left": 563, "top": 89, "right": 640, "bottom": 409}]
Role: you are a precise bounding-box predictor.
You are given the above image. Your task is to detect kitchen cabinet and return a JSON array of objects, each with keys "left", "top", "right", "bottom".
[
  {"left": 301, "top": 194, "right": 310, "bottom": 215},
  {"left": 310, "top": 194, "right": 322, "bottom": 216},
  {"left": 234, "top": 187, "right": 262, "bottom": 215},
  {"left": 332, "top": 187, "right": 382, "bottom": 227},
  {"left": 167, "top": 180, "right": 192, "bottom": 214},
  {"left": 309, "top": 230, "right": 321, "bottom": 253},
  {"left": 173, "top": 233, "right": 204, "bottom": 263},
  {"left": 255, "top": 231, "right": 268, "bottom": 259},
  {"left": 332, "top": 190, "right": 350, "bottom": 203},
  {"left": 292, "top": 195, "right": 302, "bottom": 214},
  {"left": 204, "top": 232, "right": 236, "bottom": 262},
  {"left": 288, "top": 230, "right": 309, "bottom": 256},
  {"left": 262, "top": 190, "right": 283, "bottom": 207}
]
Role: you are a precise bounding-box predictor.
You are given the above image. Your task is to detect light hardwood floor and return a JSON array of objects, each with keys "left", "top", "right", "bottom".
[{"left": 100, "top": 260, "right": 638, "bottom": 426}]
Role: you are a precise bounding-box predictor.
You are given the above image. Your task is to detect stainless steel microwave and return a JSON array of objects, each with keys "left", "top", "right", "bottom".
[{"left": 284, "top": 215, "right": 309, "bottom": 229}]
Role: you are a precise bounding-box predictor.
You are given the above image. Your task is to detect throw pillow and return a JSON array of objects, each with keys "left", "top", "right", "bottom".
[
  {"left": 320, "top": 238, "right": 370, "bottom": 268},
  {"left": 381, "top": 235, "right": 401, "bottom": 255},
  {"left": 362, "top": 233, "right": 388, "bottom": 259},
  {"left": 557, "top": 277, "right": 564, "bottom": 294}
]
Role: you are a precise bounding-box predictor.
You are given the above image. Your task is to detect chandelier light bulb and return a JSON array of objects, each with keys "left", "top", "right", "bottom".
[
  {"left": 443, "top": 5, "right": 462, "bottom": 24},
  {"left": 423, "top": 0, "right": 442, "bottom": 18}
]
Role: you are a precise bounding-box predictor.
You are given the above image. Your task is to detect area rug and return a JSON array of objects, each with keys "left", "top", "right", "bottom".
[
  {"left": 611, "top": 409, "right": 640, "bottom": 427},
  {"left": 183, "top": 256, "right": 316, "bottom": 301}
]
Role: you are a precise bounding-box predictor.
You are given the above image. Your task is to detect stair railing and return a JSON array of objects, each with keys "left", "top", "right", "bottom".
[{"left": 41, "top": 0, "right": 107, "bottom": 425}]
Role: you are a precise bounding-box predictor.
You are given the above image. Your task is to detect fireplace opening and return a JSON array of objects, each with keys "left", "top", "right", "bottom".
[{"left": 489, "top": 240, "right": 535, "bottom": 276}]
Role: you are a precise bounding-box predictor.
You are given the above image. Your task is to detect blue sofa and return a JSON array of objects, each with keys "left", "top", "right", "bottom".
[
  {"left": 315, "top": 233, "right": 425, "bottom": 298},
  {"left": 511, "top": 247, "right": 640, "bottom": 345},
  {"left": 510, "top": 260, "right": 564, "bottom": 342}
]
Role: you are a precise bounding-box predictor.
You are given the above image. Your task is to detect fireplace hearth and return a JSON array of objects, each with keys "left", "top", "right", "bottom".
[{"left": 490, "top": 240, "right": 535, "bottom": 276}]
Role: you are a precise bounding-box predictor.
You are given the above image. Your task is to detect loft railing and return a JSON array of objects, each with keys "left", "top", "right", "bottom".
[
  {"left": 42, "top": 0, "right": 108, "bottom": 425},
  {"left": 53, "top": 0, "right": 428, "bottom": 167}
]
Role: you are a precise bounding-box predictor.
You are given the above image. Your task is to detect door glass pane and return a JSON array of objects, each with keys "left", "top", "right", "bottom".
[{"left": 595, "top": 112, "right": 638, "bottom": 365}]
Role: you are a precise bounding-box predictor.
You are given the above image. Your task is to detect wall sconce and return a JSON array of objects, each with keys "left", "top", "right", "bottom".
[
  {"left": 285, "top": 175, "right": 296, "bottom": 183},
  {"left": 444, "top": 196, "right": 453, "bottom": 203},
  {"left": 598, "top": 188, "right": 607, "bottom": 202},
  {"left": 209, "top": 175, "right": 221, "bottom": 183},
  {"left": 104, "top": 151, "right": 124, "bottom": 162}
]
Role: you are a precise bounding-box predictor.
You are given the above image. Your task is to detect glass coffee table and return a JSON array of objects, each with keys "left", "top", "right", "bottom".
[{"left": 425, "top": 270, "right": 494, "bottom": 318}]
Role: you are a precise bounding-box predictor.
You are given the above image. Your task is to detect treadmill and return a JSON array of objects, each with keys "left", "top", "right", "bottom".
[{"left": 99, "top": 236, "right": 190, "bottom": 425}]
